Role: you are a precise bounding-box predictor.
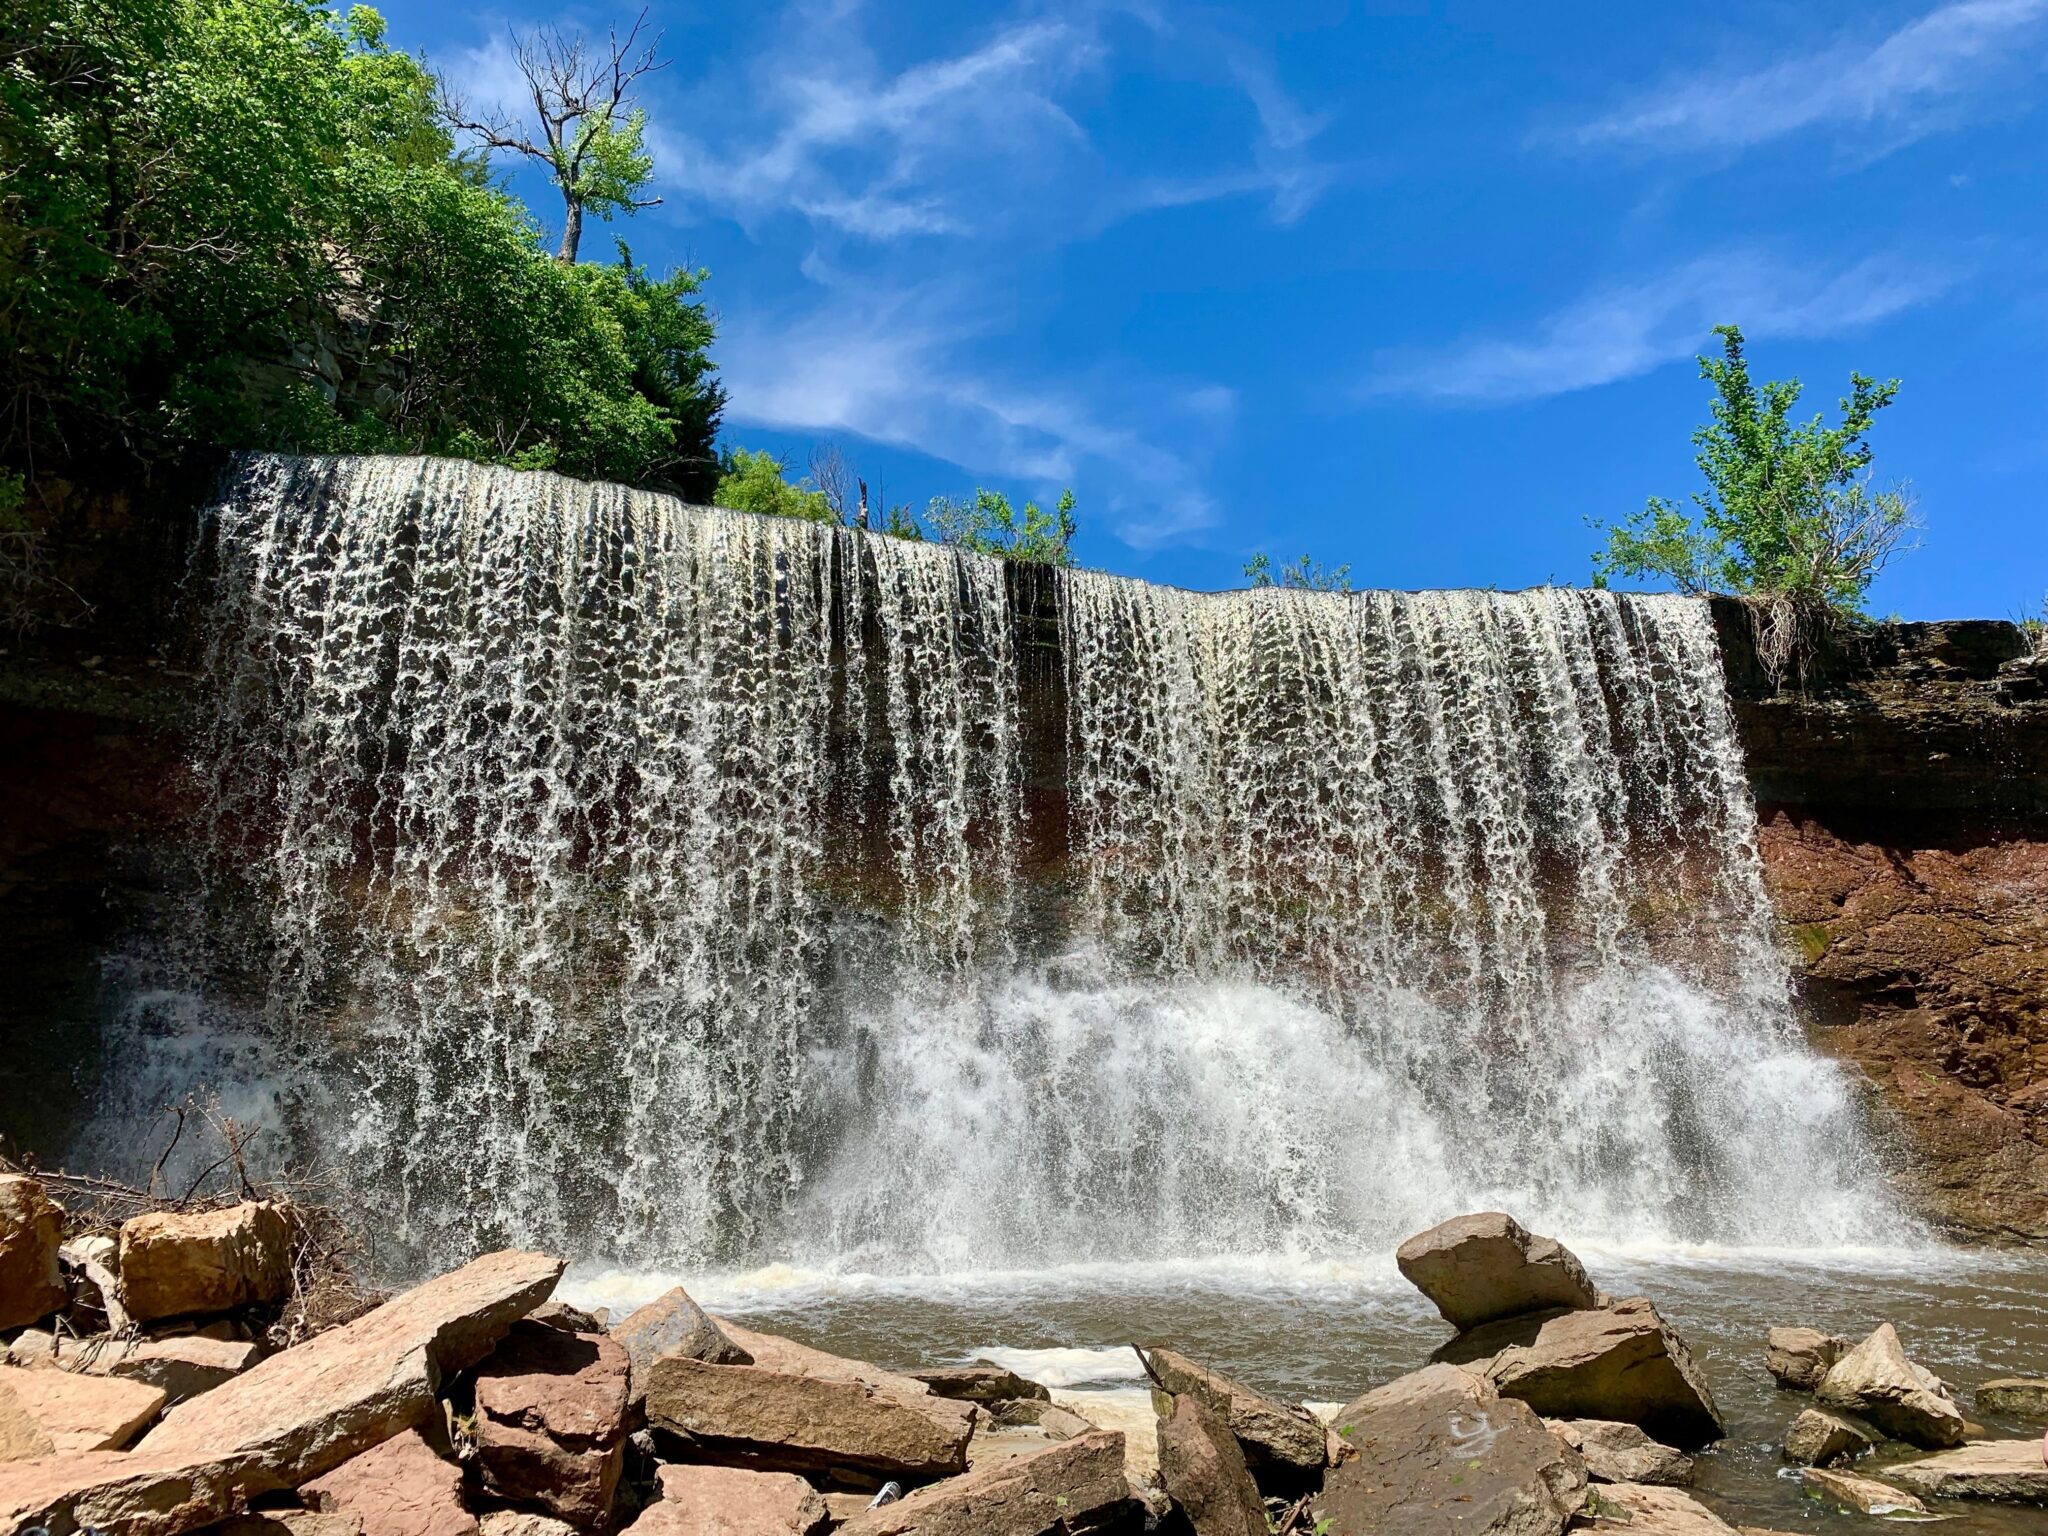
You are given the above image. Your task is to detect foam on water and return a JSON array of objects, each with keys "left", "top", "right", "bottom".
[{"left": 86, "top": 454, "right": 1917, "bottom": 1275}]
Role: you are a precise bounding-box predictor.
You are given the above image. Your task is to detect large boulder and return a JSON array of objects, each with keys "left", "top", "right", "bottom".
[
  {"left": 1135, "top": 1345, "right": 1324, "bottom": 1483},
  {"left": 0, "top": 1363, "right": 165, "bottom": 1453},
  {"left": 0, "top": 1249, "right": 563, "bottom": 1535},
  {"left": 1814, "top": 1324, "right": 1964, "bottom": 1448},
  {"left": 1976, "top": 1379, "right": 2048, "bottom": 1419},
  {"left": 612, "top": 1288, "right": 748, "bottom": 1406},
  {"left": 835, "top": 1429, "right": 1128, "bottom": 1536},
  {"left": 0, "top": 1175, "right": 67, "bottom": 1330},
  {"left": 1763, "top": 1328, "right": 1845, "bottom": 1392},
  {"left": 1889, "top": 1438, "right": 2048, "bottom": 1503},
  {"left": 909, "top": 1366, "right": 1050, "bottom": 1407},
  {"left": 303, "top": 1426, "right": 477, "bottom": 1536},
  {"left": 645, "top": 1328, "right": 975, "bottom": 1484},
  {"left": 1433, "top": 1298, "right": 1722, "bottom": 1448},
  {"left": 1321, "top": 1364, "right": 1587, "bottom": 1536},
  {"left": 1395, "top": 1214, "right": 1598, "bottom": 1332},
  {"left": 119, "top": 1202, "right": 295, "bottom": 1323},
  {"left": 474, "top": 1320, "right": 630, "bottom": 1528},
  {"left": 1798, "top": 1466, "right": 1926, "bottom": 1515},
  {"left": 1544, "top": 1419, "right": 1691, "bottom": 1485},
  {"left": 1779, "top": 1407, "right": 1875, "bottom": 1468},
  {"left": 1577, "top": 1483, "right": 1735, "bottom": 1532},
  {"left": 626, "top": 1463, "right": 831, "bottom": 1536},
  {"left": 1155, "top": 1392, "right": 1265, "bottom": 1536}
]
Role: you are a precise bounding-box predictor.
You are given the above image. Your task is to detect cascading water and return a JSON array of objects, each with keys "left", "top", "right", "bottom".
[{"left": 86, "top": 454, "right": 1910, "bottom": 1277}]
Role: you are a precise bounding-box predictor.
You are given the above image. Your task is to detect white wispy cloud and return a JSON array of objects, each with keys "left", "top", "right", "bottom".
[
  {"left": 1563, "top": 0, "right": 2048, "bottom": 156},
  {"left": 1369, "top": 251, "right": 1958, "bottom": 404}
]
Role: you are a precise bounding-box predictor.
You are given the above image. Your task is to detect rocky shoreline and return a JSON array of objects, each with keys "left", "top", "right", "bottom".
[{"left": 1, "top": 1189, "right": 2044, "bottom": 1536}]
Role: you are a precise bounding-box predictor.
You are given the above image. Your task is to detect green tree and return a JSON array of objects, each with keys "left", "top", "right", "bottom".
[
  {"left": 712, "top": 449, "right": 833, "bottom": 522},
  {"left": 924, "top": 487, "right": 1078, "bottom": 566},
  {"left": 1592, "top": 326, "right": 1917, "bottom": 613},
  {"left": 1244, "top": 552, "right": 1352, "bottom": 591},
  {"left": 444, "top": 14, "right": 665, "bottom": 264}
]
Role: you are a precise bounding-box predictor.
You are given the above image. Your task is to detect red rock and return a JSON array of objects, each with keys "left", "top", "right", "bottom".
[
  {"left": 119, "top": 1202, "right": 295, "bottom": 1323},
  {"left": 613, "top": 1289, "right": 746, "bottom": 1405},
  {"left": 1395, "top": 1214, "right": 1599, "bottom": 1331},
  {"left": 1136, "top": 1346, "right": 1324, "bottom": 1483},
  {"left": 834, "top": 1429, "right": 1128, "bottom": 1536},
  {"left": 304, "top": 1426, "right": 477, "bottom": 1536},
  {"left": 1156, "top": 1392, "right": 1264, "bottom": 1536},
  {"left": 624, "top": 1463, "right": 830, "bottom": 1536},
  {"left": 0, "top": 1175, "right": 67, "bottom": 1331},
  {"left": 475, "top": 1321, "right": 629, "bottom": 1528},
  {"left": 0, "top": 1362, "right": 165, "bottom": 1452}
]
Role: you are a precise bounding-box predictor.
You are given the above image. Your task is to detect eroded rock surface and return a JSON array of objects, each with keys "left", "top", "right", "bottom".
[
  {"left": 1395, "top": 1214, "right": 1598, "bottom": 1332},
  {"left": 474, "top": 1320, "right": 629, "bottom": 1528},
  {"left": 303, "top": 1426, "right": 476, "bottom": 1536},
  {"left": 1780, "top": 1407, "right": 1874, "bottom": 1467},
  {"left": 1155, "top": 1392, "right": 1265, "bottom": 1536},
  {"left": 1545, "top": 1419, "right": 1691, "bottom": 1485},
  {"left": 1763, "top": 1328, "right": 1844, "bottom": 1392},
  {"left": 118, "top": 1202, "right": 294, "bottom": 1324},
  {"left": 1890, "top": 1438, "right": 2048, "bottom": 1503},
  {"left": 1814, "top": 1324, "right": 1964, "bottom": 1448},
  {"left": 1136, "top": 1346, "right": 1323, "bottom": 1482},
  {"left": 613, "top": 1288, "right": 747, "bottom": 1406}
]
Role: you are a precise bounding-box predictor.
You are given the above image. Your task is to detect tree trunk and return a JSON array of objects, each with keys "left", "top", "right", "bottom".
[{"left": 557, "top": 196, "right": 583, "bottom": 264}]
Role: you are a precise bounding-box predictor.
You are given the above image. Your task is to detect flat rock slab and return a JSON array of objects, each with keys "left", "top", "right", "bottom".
[
  {"left": 0, "top": 1363, "right": 165, "bottom": 1453},
  {"left": 1815, "top": 1324, "right": 1964, "bottom": 1449},
  {"left": 475, "top": 1320, "right": 629, "bottom": 1528},
  {"left": 1579, "top": 1483, "right": 1736, "bottom": 1532},
  {"left": 1889, "top": 1439, "right": 2048, "bottom": 1503},
  {"left": 119, "top": 1202, "right": 294, "bottom": 1324},
  {"left": 614, "top": 1288, "right": 748, "bottom": 1405},
  {"left": 627, "top": 1462, "right": 831, "bottom": 1536},
  {"left": 1321, "top": 1363, "right": 1587, "bottom": 1536},
  {"left": 911, "top": 1367, "right": 1051, "bottom": 1406},
  {"left": 1976, "top": 1379, "right": 2048, "bottom": 1420},
  {"left": 1433, "top": 1298, "right": 1723, "bottom": 1448},
  {"left": 0, "top": 1177, "right": 67, "bottom": 1333},
  {"left": 1764, "top": 1329, "right": 1845, "bottom": 1392},
  {"left": 98, "top": 1336, "right": 262, "bottom": 1404},
  {"left": 1396, "top": 1214, "right": 1598, "bottom": 1332},
  {"left": 834, "top": 1428, "right": 1128, "bottom": 1536},
  {"left": 1779, "top": 1408, "right": 1874, "bottom": 1468},
  {"left": 1799, "top": 1466, "right": 1927, "bottom": 1515},
  {"left": 1136, "top": 1346, "right": 1324, "bottom": 1480},
  {"left": 1156, "top": 1392, "right": 1266, "bottom": 1536},
  {"left": 1545, "top": 1419, "right": 1692, "bottom": 1485},
  {"left": 0, "top": 1249, "right": 561, "bottom": 1536},
  {"left": 304, "top": 1426, "right": 477, "bottom": 1536}
]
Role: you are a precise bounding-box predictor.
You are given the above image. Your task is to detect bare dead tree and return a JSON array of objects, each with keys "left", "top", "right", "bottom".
[
  {"left": 444, "top": 9, "right": 668, "bottom": 263},
  {"left": 809, "top": 444, "right": 856, "bottom": 526}
]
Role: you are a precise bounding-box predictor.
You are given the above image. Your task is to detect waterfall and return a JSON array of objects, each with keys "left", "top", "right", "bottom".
[{"left": 86, "top": 454, "right": 1907, "bottom": 1275}]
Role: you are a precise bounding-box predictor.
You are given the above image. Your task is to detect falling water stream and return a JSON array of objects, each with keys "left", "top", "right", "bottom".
[{"left": 80, "top": 455, "right": 2048, "bottom": 1531}]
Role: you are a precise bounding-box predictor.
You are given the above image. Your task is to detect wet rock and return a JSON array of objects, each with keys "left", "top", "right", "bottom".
[
  {"left": 644, "top": 1335, "right": 975, "bottom": 1483},
  {"left": 1779, "top": 1408, "right": 1875, "bottom": 1468},
  {"left": 1889, "top": 1438, "right": 2048, "bottom": 1503},
  {"left": 119, "top": 1201, "right": 295, "bottom": 1323},
  {"left": 304, "top": 1426, "right": 477, "bottom": 1536},
  {"left": 97, "top": 1335, "right": 263, "bottom": 1404},
  {"left": 1321, "top": 1363, "right": 1586, "bottom": 1536},
  {"left": 1763, "top": 1328, "right": 1845, "bottom": 1392},
  {"left": 529, "top": 1301, "right": 608, "bottom": 1334},
  {"left": 626, "top": 1463, "right": 831, "bottom": 1536},
  {"left": 1544, "top": 1419, "right": 1692, "bottom": 1485},
  {"left": 1395, "top": 1213, "right": 1599, "bottom": 1332},
  {"left": 1155, "top": 1392, "right": 1264, "bottom": 1536},
  {"left": 1976, "top": 1378, "right": 2048, "bottom": 1419},
  {"left": 1814, "top": 1323, "right": 1964, "bottom": 1448},
  {"left": 1798, "top": 1466, "right": 1926, "bottom": 1515},
  {"left": 475, "top": 1320, "right": 630, "bottom": 1528},
  {"left": 1577, "top": 1482, "right": 1736, "bottom": 1532},
  {"left": 1135, "top": 1346, "right": 1324, "bottom": 1482},
  {"left": 0, "top": 1174, "right": 67, "bottom": 1330},
  {"left": 1432, "top": 1298, "right": 1723, "bottom": 1447},
  {"left": 910, "top": 1366, "right": 1051, "bottom": 1406},
  {"left": 613, "top": 1289, "right": 748, "bottom": 1405},
  {"left": 0, "top": 1362, "right": 165, "bottom": 1452},
  {"left": 835, "top": 1429, "right": 1128, "bottom": 1536}
]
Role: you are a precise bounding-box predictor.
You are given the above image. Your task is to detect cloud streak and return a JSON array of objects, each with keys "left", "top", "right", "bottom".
[
  {"left": 1369, "top": 251, "right": 1957, "bottom": 404},
  {"left": 1563, "top": 0, "right": 2048, "bottom": 156}
]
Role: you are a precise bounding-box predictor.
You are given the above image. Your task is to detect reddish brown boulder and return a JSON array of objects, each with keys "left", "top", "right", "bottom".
[
  {"left": 304, "top": 1426, "right": 476, "bottom": 1535},
  {"left": 909, "top": 1366, "right": 1050, "bottom": 1406},
  {"left": 96, "top": 1335, "right": 263, "bottom": 1404},
  {"left": 612, "top": 1287, "right": 747, "bottom": 1405},
  {"left": 1395, "top": 1214, "right": 1599, "bottom": 1331},
  {"left": 1156, "top": 1392, "right": 1264, "bottom": 1536},
  {"left": 625, "top": 1463, "right": 830, "bottom": 1536},
  {"left": 119, "top": 1202, "right": 295, "bottom": 1323},
  {"left": 0, "top": 1362, "right": 165, "bottom": 1452},
  {"left": 475, "top": 1320, "right": 630, "bottom": 1528},
  {"left": 835, "top": 1429, "right": 1128, "bottom": 1536},
  {"left": 1136, "top": 1346, "right": 1323, "bottom": 1483},
  {"left": 0, "top": 1174, "right": 67, "bottom": 1330}
]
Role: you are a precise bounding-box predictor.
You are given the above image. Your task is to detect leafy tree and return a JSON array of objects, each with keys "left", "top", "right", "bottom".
[
  {"left": 712, "top": 449, "right": 833, "bottom": 522},
  {"left": 443, "top": 11, "right": 665, "bottom": 264},
  {"left": 1592, "top": 326, "right": 1916, "bottom": 613},
  {"left": 1244, "top": 552, "right": 1352, "bottom": 591},
  {"left": 923, "top": 488, "right": 1078, "bottom": 566}
]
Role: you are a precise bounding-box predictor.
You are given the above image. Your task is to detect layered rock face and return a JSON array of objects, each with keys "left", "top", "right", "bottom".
[{"left": 1713, "top": 600, "right": 2048, "bottom": 1240}]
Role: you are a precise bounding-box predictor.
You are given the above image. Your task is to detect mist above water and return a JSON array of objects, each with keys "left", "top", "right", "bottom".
[{"left": 86, "top": 455, "right": 1912, "bottom": 1274}]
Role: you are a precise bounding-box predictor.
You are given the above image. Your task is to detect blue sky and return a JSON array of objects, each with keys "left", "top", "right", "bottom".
[{"left": 387, "top": 0, "right": 2045, "bottom": 617}]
